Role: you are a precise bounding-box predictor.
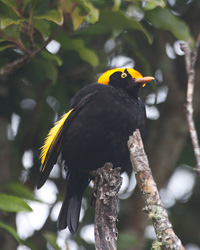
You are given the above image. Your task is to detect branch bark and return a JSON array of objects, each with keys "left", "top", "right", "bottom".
[
  {"left": 128, "top": 129, "right": 185, "bottom": 250},
  {"left": 122, "top": 32, "right": 190, "bottom": 248},
  {"left": 0, "top": 55, "right": 30, "bottom": 80},
  {"left": 181, "top": 35, "right": 200, "bottom": 176},
  {"left": 90, "top": 163, "right": 122, "bottom": 250}
]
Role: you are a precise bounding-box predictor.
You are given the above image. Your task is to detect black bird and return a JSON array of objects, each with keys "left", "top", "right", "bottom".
[{"left": 37, "top": 68, "right": 154, "bottom": 233}]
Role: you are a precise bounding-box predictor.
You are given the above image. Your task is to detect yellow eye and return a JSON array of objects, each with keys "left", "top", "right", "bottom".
[{"left": 121, "top": 73, "right": 127, "bottom": 78}]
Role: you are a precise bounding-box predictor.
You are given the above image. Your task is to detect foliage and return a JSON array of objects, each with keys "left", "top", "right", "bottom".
[
  {"left": 0, "top": 193, "right": 32, "bottom": 212},
  {"left": 0, "top": 0, "right": 200, "bottom": 249},
  {"left": 0, "top": 221, "right": 23, "bottom": 245}
]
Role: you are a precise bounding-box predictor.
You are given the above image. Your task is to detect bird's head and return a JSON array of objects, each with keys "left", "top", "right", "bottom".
[{"left": 98, "top": 68, "right": 154, "bottom": 98}]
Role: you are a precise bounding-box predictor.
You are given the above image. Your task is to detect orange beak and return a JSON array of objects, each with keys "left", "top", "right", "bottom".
[
  {"left": 135, "top": 76, "right": 154, "bottom": 83},
  {"left": 134, "top": 76, "right": 155, "bottom": 85}
]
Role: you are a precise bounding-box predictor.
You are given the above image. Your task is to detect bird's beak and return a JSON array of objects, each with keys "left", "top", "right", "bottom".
[{"left": 134, "top": 76, "right": 154, "bottom": 87}]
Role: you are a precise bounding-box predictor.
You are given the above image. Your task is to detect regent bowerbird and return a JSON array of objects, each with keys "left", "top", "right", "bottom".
[{"left": 37, "top": 68, "right": 154, "bottom": 234}]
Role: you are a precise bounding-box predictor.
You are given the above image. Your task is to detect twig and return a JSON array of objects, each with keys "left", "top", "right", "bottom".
[
  {"left": 0, "top": 55, "right": 30, "bottom": 80},
  {"left": 90, "top": 163, "right": 122, "bottom": 250},
  {"left": 0, "top": 4, "right": 79, "bottom": 80},
  {"left": 180, "top": 35, "right": 200, "bottom": 176},
  {"left": 0, "top": 30, "right": 30, "bottom": 54},
  {"left": 0, "top": 21, "right": 63, "bottom": 80},
  {"left": 128, "top": 130, "right": 185, "bottom": 250},
  {"left": 0, "top": 24, "right": 62, "bottom": 79}
]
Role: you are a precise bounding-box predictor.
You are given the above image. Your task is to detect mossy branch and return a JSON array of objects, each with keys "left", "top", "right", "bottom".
[{"left": 128, "top": 129, "right": 185, "bottom": 250}]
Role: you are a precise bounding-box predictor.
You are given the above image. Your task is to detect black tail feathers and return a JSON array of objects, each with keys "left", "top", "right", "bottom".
[
  {"left": 57, "top": 172, "right": 90, "bottom": 234},
  {"left": 57, "top": 193, "right": 82, "bottom": 233}
]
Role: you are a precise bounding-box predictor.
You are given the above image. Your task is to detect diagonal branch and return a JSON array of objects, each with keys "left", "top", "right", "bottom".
[
  {"left": 0, "top": 22, "right": 63, "bottom": 79},
  {"left": 0, "top": 55, "right": 30, "bottom": 79},
  {"left": 181, "top": 34, "right": 200, "bottom": 176},
  {"left": 128, "top": 129, "right": 185, "bottom": 250},
  {"left": 0, "top": 4, "right": 79, "bottom": 80}
]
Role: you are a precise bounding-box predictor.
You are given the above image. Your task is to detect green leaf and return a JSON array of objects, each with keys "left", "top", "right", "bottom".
[
  {"left": 112, "top": 0, "right": 122, "bottom": 11},
  {"left": 41, "top": 50, "right": 63, "bottom": 66},
  {"left": 0, "top": 38, "right": 6, "bottom": 42},
  {"left": 71, "top": 7, "right": 85, "bottom": 30},
  {"left": 117, "top": 233, "right": 137, "bottom": 250},
  {"left": 144, "top": 0, "right": 166, "bottom": 8},
  {"left": 75, "top": 10, "right": 152, "bottom": 44},
  {"left": 43, "top": 232, "right": 60, "bottom": 250},
  {"left": 146, "top": 7, "right": 194, "bottom": 45},
  {"left": 0, "top": 2, "right": 19, "bottom": 21},
  {"left": 100, "top": 10, "right": 147, "bottom": 33},
  {"left": 34, "top": 10, "right": 63, "bottom": 25},
  {"left": 0, "top": 221, "right": 22, "bottom": 244},
  {"left": 70, "top": 2, "right": 99, "bottom": 30},
  {"left": 0, "top": 18, "right": 21, "bottom": 29},
  {"left": 0, "top": 44, "right": 14, "bottom": 52},
  {"left": 43, "top": 61, "right": 58, "bottom": 84},
  {"left": 2, "top": 24, "right": 21, "bottom": 39},
  {"left": 129, "top": 0, "right": 165, "bottom": 8},
  {"left": 144, "top": 3, "right": 158, "bottom": 10},
  {"left": 33, "top": 19, "right": 51, "bottom": 40},
  {"left": 1, "top": 0, "right": 17, "bottom": 10},
  {"left": 59, "top": 0, "right": 76, "bottom": 14},
  {"left": 149, "top": 0, "right": 166, "bottom": 7},
  {"left": 82, "top": 2, "right": 99, "bottom": 24},
  {"left": 26, "top": 58, "right": 58, "bottom": 84},
  {"left": 0, "top": 194, "right": 33, "bottom": 212},
  {"left": 22, "top": 0, "right": 31, "bottom": 8},
  {"left": 4, "top": 182, "right": 41, "bottom": 202},
  {"left": 59, "top": 36, "right": 99, "bottom": 66},
  {"left": 60, "top": 36, "right": 83, "bottom": 50},
  {"left": 79, "top": 47, "right": 99, "bottom": 66}
]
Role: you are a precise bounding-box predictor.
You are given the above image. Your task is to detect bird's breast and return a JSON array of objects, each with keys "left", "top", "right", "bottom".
[{"left": 62, "top": 85, "right": 146, "bottom": 172}]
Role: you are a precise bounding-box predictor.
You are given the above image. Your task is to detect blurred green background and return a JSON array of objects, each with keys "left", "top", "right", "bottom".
[{"left": 0, "top": 0, "right": 200, "bottom": 249}]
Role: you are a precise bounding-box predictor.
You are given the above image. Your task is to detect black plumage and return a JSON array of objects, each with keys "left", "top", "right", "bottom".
[{"left": 37, "top": 68, "right": 154, "bottom": 234}]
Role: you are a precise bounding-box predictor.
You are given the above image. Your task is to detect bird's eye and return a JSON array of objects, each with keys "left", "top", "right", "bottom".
[{"left": 121, "top": 73, "right": 127, "bottom": 78}]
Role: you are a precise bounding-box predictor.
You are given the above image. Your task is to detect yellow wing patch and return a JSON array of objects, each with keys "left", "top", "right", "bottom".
[
  {"left": 97, "top": 68, "right": 143, "bottom": 85},
  {"left": 40, "top": 109, "right": 73, "bottom": 169}
]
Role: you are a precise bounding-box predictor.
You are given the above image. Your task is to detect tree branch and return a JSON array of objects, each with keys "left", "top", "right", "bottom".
[
  {"left": 90, "top": 163, "right": 122, "bottom": 250},
  {"left": 0, "top": 4, "right": 79, "bottom": 80},
  {"left": 128, "top": 129, "right": 185, "bottom": 250},
  {"left": 0, "top": 21, "right": 63, "bottom": 80},
  {"left": 0, "top": 55, "right": 31, "bottom": 80},
  {"left": 180, "top": 34, "right": 200, "bottom": 176}
]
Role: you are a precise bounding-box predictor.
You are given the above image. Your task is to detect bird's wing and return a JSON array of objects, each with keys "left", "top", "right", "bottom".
[{"left": 37, "top": 91, "right": 98, "bottom": 189}]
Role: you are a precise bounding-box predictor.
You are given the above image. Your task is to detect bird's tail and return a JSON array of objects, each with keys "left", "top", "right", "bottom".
[{"left": 57, "top": 172, "right": 90, "bottom": 234}]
